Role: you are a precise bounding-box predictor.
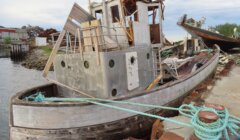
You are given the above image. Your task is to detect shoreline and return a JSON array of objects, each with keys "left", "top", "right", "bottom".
[{"left": 21, "top": 46, "right": 53, "bottom": 71}]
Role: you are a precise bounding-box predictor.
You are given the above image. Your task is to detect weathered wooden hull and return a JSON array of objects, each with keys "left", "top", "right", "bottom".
[
  {"left": 179, "top": 23, "right": 240, "bottom": 51},
  {"left": 10, "top": 51, "right": 219, "bottom": 140}
]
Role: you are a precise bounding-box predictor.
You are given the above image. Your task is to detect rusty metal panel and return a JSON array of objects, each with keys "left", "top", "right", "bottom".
[{"left": 150, "top": 24, "right": 160, "bottom": 44}]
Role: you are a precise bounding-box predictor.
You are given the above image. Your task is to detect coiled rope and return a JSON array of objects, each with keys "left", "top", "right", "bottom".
[{"left": 25, "top": 92, "right": 240, "bottom": 140}]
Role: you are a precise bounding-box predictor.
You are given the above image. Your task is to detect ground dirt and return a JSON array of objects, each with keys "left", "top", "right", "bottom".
[{"left": 21, "top": 47, "right": 53, "bottom": 71}]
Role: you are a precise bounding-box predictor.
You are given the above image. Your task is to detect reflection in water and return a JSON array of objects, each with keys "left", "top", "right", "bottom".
[
  {"left": 0, "top": 58, "right": 52, "bottom": 139},
  {"left": 0, "top": 48, "right": 10, "bottom": 58}
]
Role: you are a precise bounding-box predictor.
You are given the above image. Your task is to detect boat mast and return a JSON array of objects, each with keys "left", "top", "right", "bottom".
[
  {"left": 159, "top": 1, "right": 164, "bottom": 48},
  {"left": 158, "top": 0, "right": 164, "bottom": 79}
]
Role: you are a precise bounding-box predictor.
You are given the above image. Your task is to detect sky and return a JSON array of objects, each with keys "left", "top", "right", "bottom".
[{"left": 0, "top": 0, "right": 240, "bottom": 41}]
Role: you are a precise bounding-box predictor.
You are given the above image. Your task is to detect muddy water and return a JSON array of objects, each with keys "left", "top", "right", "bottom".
[
  {"left": 0, "top": 58, "right": 52, "bottom": 139},
  {"left": 206, "top": 66, "right": 240, "bottom": 117}
]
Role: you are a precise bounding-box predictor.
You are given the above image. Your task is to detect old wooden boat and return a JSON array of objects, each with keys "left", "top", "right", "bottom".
[
  {"left": 178, "top": 15, "right": 240, "bottom": 51},
  {"left": 10, "top": 1, "right": 220, "bottom": 140}
]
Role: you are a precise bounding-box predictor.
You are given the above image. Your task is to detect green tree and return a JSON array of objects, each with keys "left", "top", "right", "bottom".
[
  {"left": 4, "top": 37, "right": 12, "bottom": 44},
  {"left": 214, "top": 23, "right": 240, "bottom": 37}
]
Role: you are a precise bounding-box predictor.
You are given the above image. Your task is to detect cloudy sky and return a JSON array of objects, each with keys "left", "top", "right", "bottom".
[{"left": 1, "top": 0, "right": 240, "bottom": 41}]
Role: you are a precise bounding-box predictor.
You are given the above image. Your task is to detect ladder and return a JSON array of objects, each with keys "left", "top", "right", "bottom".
[{"left": 151, "top": 44, "right": 163, "bottom": 81}]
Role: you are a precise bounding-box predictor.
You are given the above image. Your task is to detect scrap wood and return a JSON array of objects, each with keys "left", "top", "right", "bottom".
[
  {"left": 151, "top": 119, "right": 164, "bottom": 140},
  {"left": 42, "top": 30, "right": 66, "bottom": 77},
  {"left": 218, "top": 60, "right": 235, "bottom": 76},
  {"left": 146, "top": 74, "right": 163, "bottom": 92},
  {"left": 115, "top": 17, "right": 133, "bottom": 41}
]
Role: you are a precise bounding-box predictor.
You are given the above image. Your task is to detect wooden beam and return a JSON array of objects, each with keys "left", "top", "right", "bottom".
[
  {"left": 64, "top": 19, "right": 79, "bottom": 35},
  {"left": 81, "top": 21, "right": 93, "bottom": 52},
  {"left": 42, "top": 30, "right": 66, "bottom": 77},
  {"left": 115, "top": 17, "right": 133, "bottom": 41},
  {"left": 77, "top": 28, "right": 84, "bottom": 59},
  {"left": 69, "top": 3, "right": 94, "bottom": 24},
  {"left": 146, "top": 74, "right": 163, "bottom": 92},
  {"left": 91, "top": 20, "right": 101, "bottom": 65}
]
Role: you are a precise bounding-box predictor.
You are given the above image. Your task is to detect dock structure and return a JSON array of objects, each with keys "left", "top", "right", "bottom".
[{"left": 10, "top": 44, "right": 29, "bottom": 60}]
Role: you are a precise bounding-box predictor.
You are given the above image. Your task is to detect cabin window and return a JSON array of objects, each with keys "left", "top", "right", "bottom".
[
  {"left": 61, "top": 61, "right": 65, "bottom": 68},
  {"left": 111, "top": 5, "right": 120, "bottom": 23},
  {"left": 148, "top": 6, "right": 159, "bottom": 24},
  {"left": 95, "top": 10, "right": 103, "bottom": 20},
  {"left": 149, "top": 6, "right": 161, "bottom": 44},
  {"left": 109, "top": 59, "right": 115, "bottom": 68},
  {"left": 111, "top": 89, "right": 117, "bottom": 96}
]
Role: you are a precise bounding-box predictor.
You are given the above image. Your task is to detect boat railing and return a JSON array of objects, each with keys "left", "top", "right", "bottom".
[{"left": 66, "top": 25, "right": 130, "bottom": 53}]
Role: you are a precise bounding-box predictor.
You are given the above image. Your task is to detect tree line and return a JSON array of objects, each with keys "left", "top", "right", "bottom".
[{"left": 213, "top": 23, "right": 240, "bottom": 37}]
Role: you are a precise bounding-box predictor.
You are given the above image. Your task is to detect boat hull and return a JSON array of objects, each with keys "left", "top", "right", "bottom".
[
  {"left": 179, "top": 23, "right": 240, "bottom": 51},
  {"left": 10, "top": 51, "right": 219, "bottom": 140}
]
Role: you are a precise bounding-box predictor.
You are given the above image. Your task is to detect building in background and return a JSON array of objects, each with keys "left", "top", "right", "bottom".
[
  {"left": 0, "top": 28, "right": 29, "bottom": 44},
  {"left": 34, "top": 37, "right": 47, "bottom": 46}
]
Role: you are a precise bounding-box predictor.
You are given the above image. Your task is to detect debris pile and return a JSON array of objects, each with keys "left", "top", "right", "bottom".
[
  {"left": 38, "top": 28, "right": 57, "bottom": 40},
  {"left": 21, "top": 25, "right": 44, "bottom": 38},
  {"left": 218, "top": 60, "right": 235, "bottom": 76}
]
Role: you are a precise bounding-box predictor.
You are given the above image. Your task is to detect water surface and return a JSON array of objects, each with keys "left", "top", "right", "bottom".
[{"left": 0, "top": 58, "right": 51, "bottom": 139}]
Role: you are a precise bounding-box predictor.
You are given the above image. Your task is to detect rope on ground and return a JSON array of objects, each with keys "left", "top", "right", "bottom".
[{"left": 25, "top": 92, "right": 240, "bottom": 140}]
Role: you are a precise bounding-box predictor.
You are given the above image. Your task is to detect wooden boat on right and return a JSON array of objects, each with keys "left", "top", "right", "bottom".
[{"left": 178, "top": 14, "right": 240, "bottom": 51}]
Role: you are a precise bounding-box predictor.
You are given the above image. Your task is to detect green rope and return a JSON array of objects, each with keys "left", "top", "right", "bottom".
[{"left": 25, "top": 92, "right": 240, "bottom": 140}]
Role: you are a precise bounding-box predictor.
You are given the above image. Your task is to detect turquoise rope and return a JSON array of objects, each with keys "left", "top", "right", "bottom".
[{"left": 25, "top": 92, "right": 240, "bottom": 140}]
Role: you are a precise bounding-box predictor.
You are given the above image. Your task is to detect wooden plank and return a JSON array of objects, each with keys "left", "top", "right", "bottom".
[
  {"left": 91, "top": 20, "right": 102, "bottom": 50},
  {"left": 146, "top": 74, "right": 163, "bottom": 92},
  {"left": 64, "top": 19, "right": 79, "bottom": 35},
  {"left": 81, "top": 21, "right": 93, "bottom": 52},
  {"left": 42, "top": 30, "right": 66, "bottom": 77},
  {"left": 115, "top": 17, "right": 133, "bottom": 41},
  {"left": 69, "top": 3, "right": 94, "bottom": 24},
  {"left": 91, "top": 20, "right": 101, "bottom": 65},
  {"left": 77, "top": 28, "right": 83, "bottom": 59}
]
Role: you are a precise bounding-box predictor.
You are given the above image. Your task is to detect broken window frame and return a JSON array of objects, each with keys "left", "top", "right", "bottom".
[
  {"left": 148, "top": 6, "right": 159, "bottom": 25},
  {"left": 110, "top": 5, "right": 120, "bottom": 23},
  {"left": 95, "top": 9, "right": 103, "bottom": 21}
]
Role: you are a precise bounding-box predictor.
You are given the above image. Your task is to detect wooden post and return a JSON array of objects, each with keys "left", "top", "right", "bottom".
[
  {"left": 51, "top": 34, "right": 54, "bottom": 46},
  {"left": 42, "top": 30, "right": 66, "bottom": 77},
  {"left": 81, "top": 21, "right": 93, "bottom": 52},
  {"left": 158, "top": 1, "right": 164, "bottom": 82},
  {"left": 119, "top": 0, "right": 126, "bottom": 27},
  {"left": 91, "top": 20, "right": 101, "bottom": 65},
  {"left": 146, "top": 74, "right": 163, "bottom": 92},
  {"left": 115, "top": 17, "right": 133, "bottom": 42},
  {"left": 77, "top": 28, "right": 84, "bottom": 59},
  {"left": 159, "top": 1, "right": 164, "bottom": 47}
]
